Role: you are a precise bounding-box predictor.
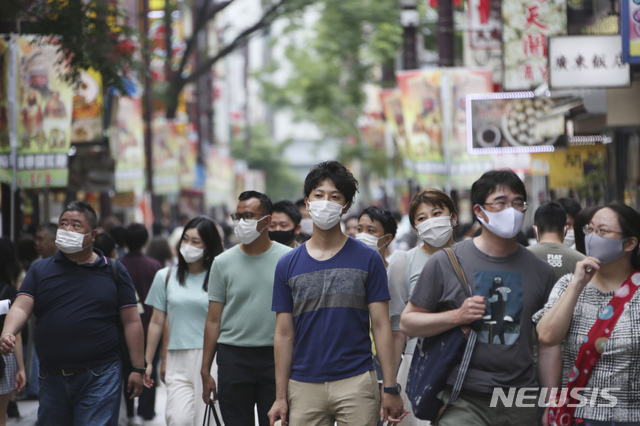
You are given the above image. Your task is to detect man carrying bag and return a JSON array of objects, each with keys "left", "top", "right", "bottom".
[{"left": 401, "top": 170, "right": 560, "bottom": 426}]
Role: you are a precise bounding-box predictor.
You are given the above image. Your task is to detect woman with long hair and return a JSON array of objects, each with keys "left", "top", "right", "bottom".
[
  {"left": 0, "top": 238, "right": 26, "bottom": 426},
  {"left": 535, "top": 203, "right": 640, "bottom": 425},
  {"left": 143, "top": 217, "right": 224, "bottom": 425},
  {"left": 387, "top": 189, "right": 458, "bottom": 426}
]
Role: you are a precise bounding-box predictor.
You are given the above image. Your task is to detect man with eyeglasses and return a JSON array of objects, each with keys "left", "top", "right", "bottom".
[
  {"left": 402, "top": 169, "right": 560, "bottom": 426},
  {"left": 201, "top": 191, "right": 291, "bottom": 425},
  {"left": 529, "top": 201, "right": 585, "bottom": 280}
]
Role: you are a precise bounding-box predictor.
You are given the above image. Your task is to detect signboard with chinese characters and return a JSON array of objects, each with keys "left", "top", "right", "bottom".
[
  {"left": 469, "top": 0, "right": 502, "bottom": 49},
  {"left": 622, "top": 0, "right": 640, "bottom": 64},
  {"left": 548, "top": 35, "right": 631, "bottom": 89},
  {"left": 531, "top": 144, "right": 605, "bottom": 190},
  {"left": 467, "top": 92, "right": 568, "bottom": 154},
  {"left": 502, "top": 0, "right": 567, "bottom": 90}
]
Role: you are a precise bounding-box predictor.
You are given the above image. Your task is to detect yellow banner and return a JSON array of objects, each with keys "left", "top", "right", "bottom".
[{"left": 531, "top": 144, "right": 606, "bottom": 190}]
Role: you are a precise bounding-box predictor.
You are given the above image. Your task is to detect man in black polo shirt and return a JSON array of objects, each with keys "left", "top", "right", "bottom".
[{"left": 0, "top": 201, "right": 145, "bottom": 426}]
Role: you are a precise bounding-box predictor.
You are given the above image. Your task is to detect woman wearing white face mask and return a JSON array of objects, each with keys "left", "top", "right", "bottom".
[
  {"left": 355, "top": 206, "right": 397, "bottom": 268},
  {"left": 144, "top": 217, "right": 224, "bottom": 426},
  {"left": 534, "top": 204, "right": 640, "bottom": 426},
  {"left": 387, "top": 189, "right": 457, "bottom": 426}
]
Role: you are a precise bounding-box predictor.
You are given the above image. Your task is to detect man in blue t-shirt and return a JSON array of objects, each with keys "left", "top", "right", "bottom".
[
  {"left": 268, "top": 161, "right": 405, "bottom": 426},
  {"left": 0, "top": 201, "right": 145, "bottom": 426}
]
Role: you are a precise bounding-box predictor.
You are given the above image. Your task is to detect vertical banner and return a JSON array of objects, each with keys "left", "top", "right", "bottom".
[
  {"left": 70, "top": 69, "right": 103, "bottom": 143},
  {"left": 205, "top": 147, "right": 235, "bottom": 209},
  {"left": 380, "top": 88, "right": 410, "bottom": 162},
  {"left": 177, "top": 122, "right": 197, "bottom": 190},
  {"left": 502, "top": 0, "right": 567, "bottom": 90},
  {"left": 0, "top": 39, "right": 10, "bottom": 184},
  {"left": 112, "top": 93, "right": 146, "bottom": 193},
  {"left": 12, "top": 36, "right": 74, "bottom": 188},
  {"left": 622, "top": 0, "right": 640, "bottom": 64},
  {"left": 151, "top": 121, "right": 180, "bottom": 195}
]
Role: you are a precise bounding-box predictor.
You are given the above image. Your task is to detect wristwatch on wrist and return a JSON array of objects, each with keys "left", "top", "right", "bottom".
[
  {"left": 383, "top": 383, "right": 402, "bottom": 395},
  {"left": 131, "top": 366, "right": 146, "bottom": 375}
]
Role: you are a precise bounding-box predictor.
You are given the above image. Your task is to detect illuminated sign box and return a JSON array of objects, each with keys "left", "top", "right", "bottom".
[
  {"left": 466, "top": 92, "right": 568, "bottom": 155},
  {"left": 548, "top": 35, "right": 631, "bottom": 89}
]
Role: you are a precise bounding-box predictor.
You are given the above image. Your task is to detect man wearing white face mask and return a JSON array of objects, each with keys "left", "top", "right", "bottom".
[
  {"left": 1, "top": 201, "right": 145, "bottom": 426},
  {"left": 401, "top": 170, "right": 560, "bottom": 426},
  {"left": 202, "top": 191, "right": 291, "bottom": 426},
  {"left": 269, "top": 161, "right": 406, "bottom": 426}
]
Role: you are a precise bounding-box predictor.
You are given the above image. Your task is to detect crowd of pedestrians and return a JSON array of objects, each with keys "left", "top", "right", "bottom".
[{"left": 0, "top": 160, "right": 638, "bottom": 426}]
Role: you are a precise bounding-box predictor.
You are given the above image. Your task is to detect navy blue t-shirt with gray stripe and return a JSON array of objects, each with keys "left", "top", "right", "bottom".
[{"left": 272, "top": 237, "right": 390, "bottom": 382}]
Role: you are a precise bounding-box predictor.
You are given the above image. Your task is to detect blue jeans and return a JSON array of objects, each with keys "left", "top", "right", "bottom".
[{"left": 38, "top": 360, "right": 122, "bottom": 426}]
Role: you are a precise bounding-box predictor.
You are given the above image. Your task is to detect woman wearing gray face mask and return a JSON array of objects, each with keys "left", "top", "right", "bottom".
[
  {"left": 534, "top": 204, "right": 640, "bottom": 426},
  {"left": 386, "top": 189, "right": 457, "bottom": 426}
]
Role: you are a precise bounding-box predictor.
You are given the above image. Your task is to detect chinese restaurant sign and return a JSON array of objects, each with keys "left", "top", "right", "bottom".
[
  {"left": 548, "top": 35, "right": 631, "bottom": 89},
  {"left": 502, "top": 0, "right": 567, "bottom": 90}
]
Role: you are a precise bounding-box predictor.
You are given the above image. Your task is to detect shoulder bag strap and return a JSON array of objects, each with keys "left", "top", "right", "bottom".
[{"left": 443, "top": 248, "right": 477, "bottom": 406}]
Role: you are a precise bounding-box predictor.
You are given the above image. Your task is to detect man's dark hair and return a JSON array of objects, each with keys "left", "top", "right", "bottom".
[
  {"left": 303, "top": 161, "right": 359, "bottom": 205},
  {"left": 359, "top": 206, "right": 398, "bottom": 238},
  {"left": 37, "top": 222, "right": 58, "bottom": 238},
  {"left": 294, "top": 198, "right": 306, "bottom": 209},
  {"left": 124, "top": 223, "right": 149, "bottom": 252},
  {"left": 60, "top": 201, "right": 98, "bottom": 229},
  {"left": 94, "top": 233, "right": 116, "bottom": 256},
  {"left": 273, "top": 200, "right": 302, "bottom": 226},
  {"left": 534, "top": 201, "right": 567, "bottom": 235},
  {"left": 238, "top": 191, "right": 273, "bottom": 215},
  {"left": 471, "top": 169, "right": 527, "bottom": 207},
  {"left": 557, "top": 197, "right": 582, "bottom": 219}
]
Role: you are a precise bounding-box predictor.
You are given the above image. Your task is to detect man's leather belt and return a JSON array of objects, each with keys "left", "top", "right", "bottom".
[{"left": 47, "top": 367, "right": 91, "bottom": 376}]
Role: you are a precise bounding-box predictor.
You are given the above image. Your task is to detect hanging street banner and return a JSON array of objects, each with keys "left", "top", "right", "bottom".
[
  {"left": 71, "top": 69, "right": 104, "bottom": 143},
  {"left": 151, "top": 121, "right": 180, "bottom": 195},
  {"left": 502, "top": 0, "right": 567, "bottom": 90},
  {"left": 111, "top": 93, "right": 146, "bottom": 193},
  {"left": 0, "top": 36, "right": 73, "bottom": 188},
  {"left": 205, "top": 147, "right": 235, "bottom": 209},
  {"left": 622, "top": 0, "right": 640, "bottom": 64},
  {"left": 380, "top": 88, "right": 410, "bottom": 162}
]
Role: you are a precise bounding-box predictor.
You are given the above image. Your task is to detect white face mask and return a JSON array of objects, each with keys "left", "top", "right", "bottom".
[
  {"left": 180, "top": 244, "right": 204, "bottom": 263},
  {"left": 355, "top": 232, "right": 387, "bottom": 251},
  {"left": 416, "top": 215, "right": 454, "bottom": 247},
  {"left": 563, "top": 228, "right": 575, "bottom": 247},
  {"left": 55, "top": 229, "right": 92, "bottom": 254},
  {"left": 308, "top": 201, "right": 345, "bottom": 231},
  {"left": 477, "top": 206, "right": 524, "bottom": 239},
  {"left": 234, "top": 216, "right": 267, "bottom": 245}
]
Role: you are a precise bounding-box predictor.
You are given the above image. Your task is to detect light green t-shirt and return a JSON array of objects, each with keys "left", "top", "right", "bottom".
[
  {"left": 145, "top": 267, "right": 209, "bottom": 350},
  {"left": 208, "top": 242, "right": 291, "bottom": 347}
]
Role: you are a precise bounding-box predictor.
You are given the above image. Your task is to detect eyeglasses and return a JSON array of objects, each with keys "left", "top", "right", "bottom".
[
  {"left": 582, "top": 225, "right": 624, "bottom": 238},
  {"left": 230, "top": 212, "right": 259, "bottom": 223},
  {"left": 483, "top": 200, "right": 529, "bottom": 212}
]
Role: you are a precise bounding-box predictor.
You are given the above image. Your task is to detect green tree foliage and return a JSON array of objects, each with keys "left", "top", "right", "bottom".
[
  {"left": 260, "top": 0, "right": 402, "bottom": 173},
  {"left": 3, "top": 0, "right": 139, "bottom": 93},
  {"left": 231, "top": 125, "right": 302, "bottom": 202}
]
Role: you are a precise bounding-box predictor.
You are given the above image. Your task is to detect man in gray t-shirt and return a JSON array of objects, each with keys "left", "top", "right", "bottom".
[
  {"left": 401, "top": 170, "right": 560, "bottom": 426},
  {"left": 528, "top": 201, "right": 586, "bottom": 280}
]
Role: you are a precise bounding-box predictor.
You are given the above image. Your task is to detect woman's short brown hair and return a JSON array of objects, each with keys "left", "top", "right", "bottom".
[{"left": 408, "top": 189, "right": 457, "bottom": 228}]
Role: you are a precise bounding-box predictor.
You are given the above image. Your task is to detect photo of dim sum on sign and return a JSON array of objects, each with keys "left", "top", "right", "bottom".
[{"left": 466, "top": 92, "right": 572, "bottom": 154}]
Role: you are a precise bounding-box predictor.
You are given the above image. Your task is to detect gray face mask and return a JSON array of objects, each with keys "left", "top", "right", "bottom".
[{"left": 585, "top": 233, "right": 627, "bottom": 266}]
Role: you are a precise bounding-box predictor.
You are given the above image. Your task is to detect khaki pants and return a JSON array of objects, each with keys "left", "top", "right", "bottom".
[
  {"left": 288, "top": 370, "right": 380, "bottom": 426},
  {"left": 438, "top": 386, "right": 539, "bottom": 426}
]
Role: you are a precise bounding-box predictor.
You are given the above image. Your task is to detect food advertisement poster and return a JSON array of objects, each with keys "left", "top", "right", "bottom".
[
  {"left": 71, "top": 69, "right": 103, "bottom": 143},
  {"left": 502, "top": 0, "right": 567, "bottom": 90},
  {"left": 467, "top": 92, "right": 568, "bottom": 154},
  {"left": 111, "top": 94, "right": 145, "bottom": 193}
]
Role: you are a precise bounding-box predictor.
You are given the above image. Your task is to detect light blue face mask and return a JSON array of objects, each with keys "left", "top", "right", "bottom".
[{"left": 585, "top": 233, "right": 627, "bottom": 266}]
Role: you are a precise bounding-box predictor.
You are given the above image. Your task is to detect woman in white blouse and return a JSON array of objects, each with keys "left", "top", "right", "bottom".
[
  {"left": 535, "top": 204, "right": 640, "bottom": 426},
  {"left": 387, "top": 189, "right": 457, "bottom": 426}
]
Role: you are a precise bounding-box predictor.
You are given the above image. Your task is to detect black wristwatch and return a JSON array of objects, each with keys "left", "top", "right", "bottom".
[
  {"left": 131, "top": 366, "right": 146, "bottom": 375},
  {"left": 383, "top": 383, "right": 402, "bottom": 395}
]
